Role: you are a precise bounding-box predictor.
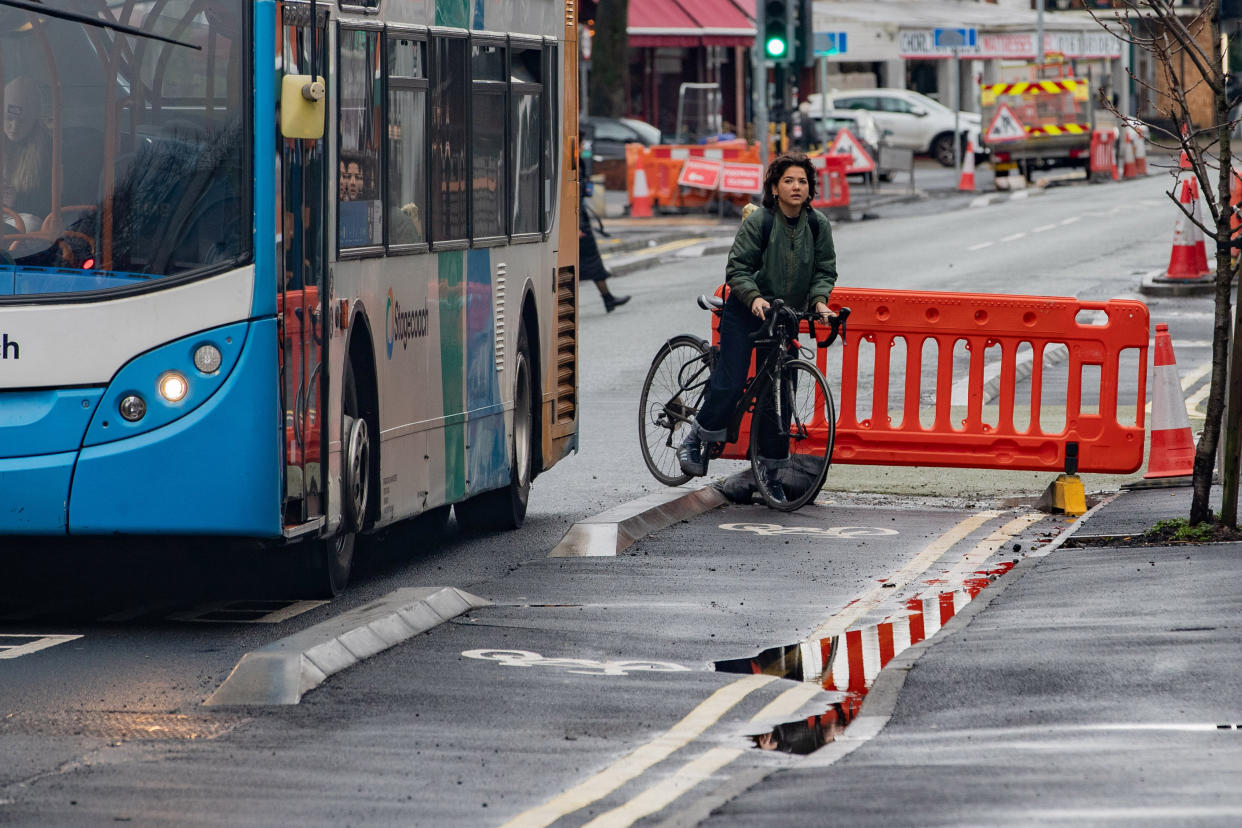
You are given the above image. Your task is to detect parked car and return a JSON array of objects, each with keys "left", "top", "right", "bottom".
[
  {"left": 807, "top": 88, "right": 983, "bottom": 166},
  {"left": 800, "top": 107, "right": 893, "bottom": 182},
  {"left": 582, "top": 116, "right": 662, "bottom": 162}
]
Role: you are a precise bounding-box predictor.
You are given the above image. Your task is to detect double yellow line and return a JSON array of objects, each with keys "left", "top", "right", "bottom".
[{"left": 501, "top": 509, "right": 1043, "bottom": 828}]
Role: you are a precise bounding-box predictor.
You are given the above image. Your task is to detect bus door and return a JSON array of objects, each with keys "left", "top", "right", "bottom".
[{"left": 277, "top": 3, "right": 328, "bottom": 527}]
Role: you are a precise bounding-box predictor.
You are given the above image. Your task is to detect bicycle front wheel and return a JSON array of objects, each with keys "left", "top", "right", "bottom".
[
  {"left": 749, "top": 358, "right": 836, "bottom": 511},
  {"left": 638, "top": 335, "right": 711, "bottom": 486}
]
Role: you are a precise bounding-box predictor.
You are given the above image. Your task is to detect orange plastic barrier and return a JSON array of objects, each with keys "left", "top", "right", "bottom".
[
  {"left": 810, "top": 155, "right": 850, "bottom": 210},
  {"left": 713, "top": 288, "right": 1150, "bottom": 474},
  {"left": 626, "top": 142, "right": 761, "bottom": 212},
  {"left": 1090, "top": 128, "right": 1119, "bottom": 181}
]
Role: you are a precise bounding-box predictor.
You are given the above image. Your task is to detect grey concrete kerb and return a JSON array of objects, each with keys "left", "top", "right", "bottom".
[
  {"left": 204, "top": 586, "right": 489, "bottom": 706},
  {"left": 549, "top": 485, "right": 728, "bottom": 557}
]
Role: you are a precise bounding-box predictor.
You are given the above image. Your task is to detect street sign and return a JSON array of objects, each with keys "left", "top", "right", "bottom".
[
  {"left": 934, "top": 28, "right": 977, "bottom": 49},
  {"left": 984, "top": 103, "right": 1027, "bottom": 144},
  {"left": 677, "top": 158, "right": 723, "bottom": 190},
  {"left": 720, "top": 162, "right": 763, "bottom": 195},
  {"left": 829, "top": 129, "right": 876, "bottom": 174},
  {"left": 813, "top": 31, "right": 848, "bottom": 56}
]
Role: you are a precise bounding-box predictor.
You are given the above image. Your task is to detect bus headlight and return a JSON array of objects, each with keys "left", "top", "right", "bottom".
[
  {"left": 193, "top": 344, "right": 223, "bottom": 374},
  {"left": 158, "top": 372, "right": 189, "bottom": 403},
  {"left": 119, "top": 394, "right": 147, "bottom": 422}
]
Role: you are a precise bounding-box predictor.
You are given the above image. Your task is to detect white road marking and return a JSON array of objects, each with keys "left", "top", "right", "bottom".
[
  {"left": 1060, "top": 216, "right": 1081, "bottom": 225},
  {"left": 0, "top": 634, "right": 82, "bottom": 659},
  {"left": 967, "top": 241, "right": 994, "bottom": 251},
  {"left": 1032, "top": 224, "right": 1057, "bottom": 233},
  {"left": 718, "top": 523, "right": 898, "bottom": 538},
  {"left": 1009, "top": 190, "right": 1030, "bottom": 200},
  {"left": 969, "top": 196, "right": 992, "bottom": 208},
  {"left": 1001, "top": 232, "right": 1027, "bottom": 242},
  {"left": 499, "top": 675, "right": 777, "bottom": 828},
  {"left": 462, "top": 649, "right": 689, "bottom": 676}
]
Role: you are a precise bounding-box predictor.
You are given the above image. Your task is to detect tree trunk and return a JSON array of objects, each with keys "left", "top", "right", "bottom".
[
  {"left": 1194, "top": 7, "right": 1236, "bottom": 526},
  {"left": 588, "top": 0, "right": 629, "bottom": 118}
]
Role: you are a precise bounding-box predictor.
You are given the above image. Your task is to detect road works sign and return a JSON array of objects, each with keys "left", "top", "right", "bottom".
[
  {"left": 829, "top": 128, "right": 875, "bottom": 174},
  {"left": 984, "top": 103, "right": 1027, "bottom": 144},
  {"left": 677, "top": 158, "right": 723, "bottom": 190},
  {"left": 720, "top": 162, "right": 763, "bottom": 194}
]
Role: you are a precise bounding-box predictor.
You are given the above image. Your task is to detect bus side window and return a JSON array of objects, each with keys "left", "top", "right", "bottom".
[
  {"left": 338, "top": 28, "right": 383, "bottom": 251},
  {"left": 510, "top": 44, "right": 542, "bottom": 237},
  {"left": 429, "top": 33, "right": 468, "bottom": 245},
  {"left": 387, "top": 35, "right": 428, "bottom": 250}
]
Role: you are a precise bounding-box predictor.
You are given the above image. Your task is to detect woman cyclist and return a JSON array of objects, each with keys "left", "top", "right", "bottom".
[{"left": 677, "top": 152, "right": 837, "bottom": 500}]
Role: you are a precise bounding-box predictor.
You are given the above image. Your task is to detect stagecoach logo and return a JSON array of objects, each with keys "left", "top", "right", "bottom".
[
  {"left": 385, "top": 287, "right": 429, "bottom": 358},
  {"left": 1, "top": 333, "right": 18, "bottom": 360}
]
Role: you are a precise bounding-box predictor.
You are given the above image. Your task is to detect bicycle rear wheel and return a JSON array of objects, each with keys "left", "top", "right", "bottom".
[
  {"left": 639, "top": 335, "right": 711, "bottom": 486},
  {"left": 749, "top": 358, "right": 835, "bottom": 511}
]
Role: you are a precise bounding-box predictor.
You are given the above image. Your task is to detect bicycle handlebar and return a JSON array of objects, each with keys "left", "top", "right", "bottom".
[{"left": 748, "top": 300, "right": 851, "bottom": 348}]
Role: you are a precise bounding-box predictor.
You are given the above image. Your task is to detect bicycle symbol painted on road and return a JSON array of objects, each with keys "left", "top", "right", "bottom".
[
  {"left": 461, "top": 649, "right": 690, "bottom": 676},
  {"left": 719, "top": 523, "right": 899, "bottom": 538}
]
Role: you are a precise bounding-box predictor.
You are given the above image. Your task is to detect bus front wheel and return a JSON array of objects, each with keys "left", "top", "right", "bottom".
[
  {"left": 455, "top": 324, "right": 532, "bottom": 532},
  {"left": 300, "top": 357, "right": 368, "bottom": 598}
]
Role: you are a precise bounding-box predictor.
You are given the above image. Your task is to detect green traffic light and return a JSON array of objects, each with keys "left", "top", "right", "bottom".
[{"left": 765, "top": 36, "right": 788, "bottom": 58}]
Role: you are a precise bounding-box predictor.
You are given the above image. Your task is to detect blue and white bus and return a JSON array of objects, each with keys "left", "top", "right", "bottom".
[{"left": 0, "top": 0, "right": 582, "bottom": 594}]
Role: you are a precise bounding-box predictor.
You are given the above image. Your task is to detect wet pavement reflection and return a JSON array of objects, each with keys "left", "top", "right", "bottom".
[{"left": 718, "top": 562, "right": 1016, "bottom": 753}]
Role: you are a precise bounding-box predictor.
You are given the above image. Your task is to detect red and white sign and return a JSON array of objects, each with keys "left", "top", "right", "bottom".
[
  {"left": 720, "top": 162, "right": 763, "bottom": 195},
  {"left": 829, "top": 129, "right": 875, "bottom": 175},
  {"left": 984, "top": 104, "right": 1027, "bottom": 144},
  {"left": 677, "top": 158, "right": 723, "bottom": 190}
]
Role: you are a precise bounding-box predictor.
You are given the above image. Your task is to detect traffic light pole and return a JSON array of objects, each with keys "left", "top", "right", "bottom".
[{"left": 753, "top": 5, "right": 768, "bottom": 171}]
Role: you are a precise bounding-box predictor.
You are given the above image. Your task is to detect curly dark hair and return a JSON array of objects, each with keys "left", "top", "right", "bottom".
[{"left": 760, "top": 152, "right": 818, "bottom": 211}]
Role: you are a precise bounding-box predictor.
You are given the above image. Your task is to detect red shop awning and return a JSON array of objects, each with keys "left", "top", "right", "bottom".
[{"left": 628, "top": 0, "right": 756, "bottom": 49}]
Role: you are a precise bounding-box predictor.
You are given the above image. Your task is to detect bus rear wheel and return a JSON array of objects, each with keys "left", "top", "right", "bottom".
[
  {"left": 299, "top": 357, "right": 368, "bottom": 598},
  {"left": 455, "top": 324, "right": 533, "bottom": 532}
]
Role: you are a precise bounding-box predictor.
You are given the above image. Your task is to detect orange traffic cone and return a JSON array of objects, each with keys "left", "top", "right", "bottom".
[
  {"left": 958, "top": 138, "right": 976, "bottom": 192},
  {"left": 1133, "top": 124, "right": 1148, "bottom": 175},
  {"left": 1121, "top": 129, "right": 1138, "bottom": 178},
  {"left": 1165, "top": 177, "right": 1211, "bottom": 279},
  {"left": 1145, "top": 323, "right": 1196, "bottom": 479},
  {"left": 630, "top": 156, "right": 653, "bottom": 218}
]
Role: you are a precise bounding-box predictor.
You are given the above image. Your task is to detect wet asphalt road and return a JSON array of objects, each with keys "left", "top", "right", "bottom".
[{"left": 1, "top": 171, "right": 1228, "bottom": 825}]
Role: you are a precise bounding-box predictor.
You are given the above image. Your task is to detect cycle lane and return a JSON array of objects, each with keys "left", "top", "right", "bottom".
[{"left": 0, "top": 494, "right": 1067, "bottom": 826}]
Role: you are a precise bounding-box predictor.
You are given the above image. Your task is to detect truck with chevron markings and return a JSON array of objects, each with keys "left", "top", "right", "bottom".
[{"left": 979, "top": 62, "right": 1097, "bottom": 187}]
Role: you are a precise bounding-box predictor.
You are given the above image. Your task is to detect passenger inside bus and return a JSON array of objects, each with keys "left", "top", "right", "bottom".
[{"left": 2, "top": 77, "right": 52, "bottom": 234}]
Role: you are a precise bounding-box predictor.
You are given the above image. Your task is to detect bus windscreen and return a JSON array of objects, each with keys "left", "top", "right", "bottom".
[{"left": 0, "top": 0, "right": 250, "bottom": 297}]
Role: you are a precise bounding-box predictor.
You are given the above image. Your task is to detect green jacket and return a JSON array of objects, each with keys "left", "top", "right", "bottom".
[{"left": 725, "top": 206, "right": 837, "bottom": 312}]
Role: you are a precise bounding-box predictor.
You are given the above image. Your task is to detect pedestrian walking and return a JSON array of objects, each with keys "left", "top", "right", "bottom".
[
  {"left": 677, "top": 152, "right": 837, "bottom": 498},
  {"left": 578, "top": 131, "right": 629, "bottom": 313}
]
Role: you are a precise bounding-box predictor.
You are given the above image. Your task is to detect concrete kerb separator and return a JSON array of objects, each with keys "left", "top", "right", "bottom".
[
  {"left": 204, "top": 586, "right": 490, "bottom": 706},
  {"left": 549, "top": 485, "right": 729, "bottom": 557}
]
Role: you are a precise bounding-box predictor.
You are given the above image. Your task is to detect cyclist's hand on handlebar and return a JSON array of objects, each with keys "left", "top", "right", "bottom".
[
  {"left": 813, "top": 301, "right": 835, "bottom": 323},
  {"left": 751, "top": 296, "right": 771, "bottom": 319}
]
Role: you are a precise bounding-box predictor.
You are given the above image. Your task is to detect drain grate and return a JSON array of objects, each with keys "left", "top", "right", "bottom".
[
  {"left": 3, "top": 711, "right": 248, "bottom": 741},
  {"left": 167, "top": 599, "right": 327, "bottom": 624}
]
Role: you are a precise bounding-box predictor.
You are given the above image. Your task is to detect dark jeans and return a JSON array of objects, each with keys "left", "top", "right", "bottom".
[{"left": 696, "top": 296, "right": 791, "bottom": 463}]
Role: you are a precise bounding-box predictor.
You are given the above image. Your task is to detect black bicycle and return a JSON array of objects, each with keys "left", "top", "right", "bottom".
[{"left": 638, "top": 296, "right": 850, "bottom": 511}]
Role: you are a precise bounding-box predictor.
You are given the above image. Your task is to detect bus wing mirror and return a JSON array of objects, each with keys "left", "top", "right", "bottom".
[{"left": 281, "top": 74, "right": 326, "bottom": 139}]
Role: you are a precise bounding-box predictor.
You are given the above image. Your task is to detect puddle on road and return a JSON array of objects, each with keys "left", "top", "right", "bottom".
[{"left": 717, "top": 562, "right": 1015, "bottom": 754}]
